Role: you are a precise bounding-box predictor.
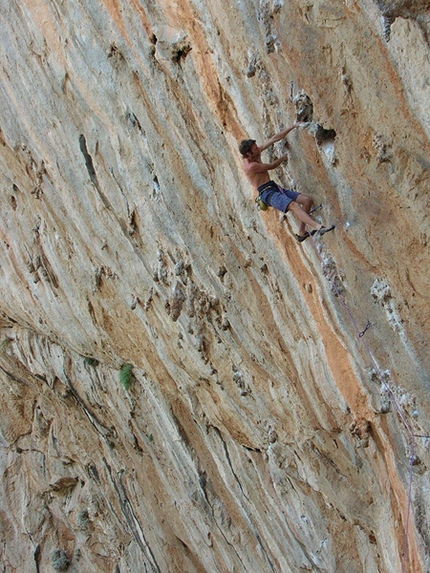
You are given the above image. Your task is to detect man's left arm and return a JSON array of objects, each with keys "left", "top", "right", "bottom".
[{"left": 259, "top": 122, "right": 300, "bottom": 152}]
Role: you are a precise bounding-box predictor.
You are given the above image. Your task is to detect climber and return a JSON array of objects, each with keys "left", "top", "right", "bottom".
[{"left": 239, "top": 122, "right": 335, "bottom": 242}]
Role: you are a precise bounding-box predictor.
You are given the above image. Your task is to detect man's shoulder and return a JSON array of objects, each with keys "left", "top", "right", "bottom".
[{"left": 244, "top": 159, "right": 261, "bottom": 172}]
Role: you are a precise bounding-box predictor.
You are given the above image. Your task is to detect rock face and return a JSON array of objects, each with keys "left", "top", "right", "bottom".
[{"left": 0, "top": 0, "right": 430, "bottom": 571}]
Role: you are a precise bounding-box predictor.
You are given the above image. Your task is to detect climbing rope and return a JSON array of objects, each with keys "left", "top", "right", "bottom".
[{"left": 306, "top": 232, "right": 429, "bottom": 573}]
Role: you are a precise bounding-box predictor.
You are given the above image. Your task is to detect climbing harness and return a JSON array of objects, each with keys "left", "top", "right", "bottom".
[
  {"left": 255, "top": 182, "right": 283, "bottom": 212},
  {"left": 307, "top": 232, "right": 429, "bottom": 573}
]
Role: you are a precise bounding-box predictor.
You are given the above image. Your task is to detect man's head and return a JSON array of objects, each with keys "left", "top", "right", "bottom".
[{"left": 239, "top": 139, "right": 256, "bottom": 158}]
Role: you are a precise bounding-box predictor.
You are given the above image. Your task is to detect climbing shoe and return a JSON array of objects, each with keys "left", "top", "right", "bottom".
[
  {"left": 309, "top": 203, "right": 322, "bottom": 215},
  {"left": 295, "top": 229, "right": 318, "bottom": 243},
  {"left": 315, "top": 225, "right": 335, "bottom": 237},
  {"left": 295, "top": 232, "right": 311, "bottom": 242}
]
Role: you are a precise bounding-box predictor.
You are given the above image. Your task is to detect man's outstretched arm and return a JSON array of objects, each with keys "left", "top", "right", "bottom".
[
  {"left": 247, "top": 154, "right": 289, "bottom": 175},
  {"left": 259, "top": 122, "right": 300, "bottom": 152}
]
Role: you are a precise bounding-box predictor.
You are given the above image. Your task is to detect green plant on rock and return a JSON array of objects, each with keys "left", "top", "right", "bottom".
[
  {"left": 84, "top": 356, "right": 99, "bottom": 367},
  {"left": 119, "top": 363, "right": 134, "bottom": 391}
]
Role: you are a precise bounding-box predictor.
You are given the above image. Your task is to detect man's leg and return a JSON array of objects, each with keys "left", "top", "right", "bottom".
[
  {"left": 295, "top": 193, "right": 312, "bottom": 213},
  {"left": 287, "top": 200, "right": 321, "bottom": 235},
  {"left": 293, "top": 194, "right": 312, "bottom": 235}
]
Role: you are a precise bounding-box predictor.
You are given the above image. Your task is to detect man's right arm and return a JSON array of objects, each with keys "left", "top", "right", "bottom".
[
  {"left": 248, "top": 154, "right": 288, "bottom": 174},
  {"left": 266, "top": 155, "right": 289, "bottom": 170}
]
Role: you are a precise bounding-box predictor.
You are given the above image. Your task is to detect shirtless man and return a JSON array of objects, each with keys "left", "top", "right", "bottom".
[{"left": 239, "top": 123, "right": 334, "bottom": 242}]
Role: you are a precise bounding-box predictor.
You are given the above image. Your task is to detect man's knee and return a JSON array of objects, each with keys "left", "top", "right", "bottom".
[
  {"left": 300, "top": 194, "right": 312, "bottom": 209},
  {"left": 287, "top": 201, "right": 300, "bottom": 213}
]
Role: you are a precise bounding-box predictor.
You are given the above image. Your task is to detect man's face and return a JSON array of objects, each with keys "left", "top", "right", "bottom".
[{"left": 248, "top": 143, "right": 260, "bottom": 160}]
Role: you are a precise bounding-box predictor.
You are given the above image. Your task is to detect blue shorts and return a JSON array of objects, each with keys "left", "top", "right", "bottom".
[{"left": 257, "top": 181, "right": 300, "bottom": 213}]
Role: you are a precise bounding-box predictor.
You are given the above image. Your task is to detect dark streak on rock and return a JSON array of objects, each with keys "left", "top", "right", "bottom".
[{"left": 103, "top": 458, "right": 162, "bottom": 573}]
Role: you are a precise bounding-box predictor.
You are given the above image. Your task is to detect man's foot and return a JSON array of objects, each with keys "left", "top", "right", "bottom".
[
  {"left": 296, "top": 229, "right": 319, "bottom": 242},
  {"left": 309, "top": 203, "right": 322, "bottom": 215},
  {"left": 295, "top": 231, "right": 311, "bottom": 242},
  {"left": 315, "top": 225, "right": 335, "bottom": 237}
]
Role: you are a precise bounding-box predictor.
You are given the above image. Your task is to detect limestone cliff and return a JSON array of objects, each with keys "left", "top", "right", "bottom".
[{"left": 0, "top": 0, "right": 430, "bottom": 571}]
